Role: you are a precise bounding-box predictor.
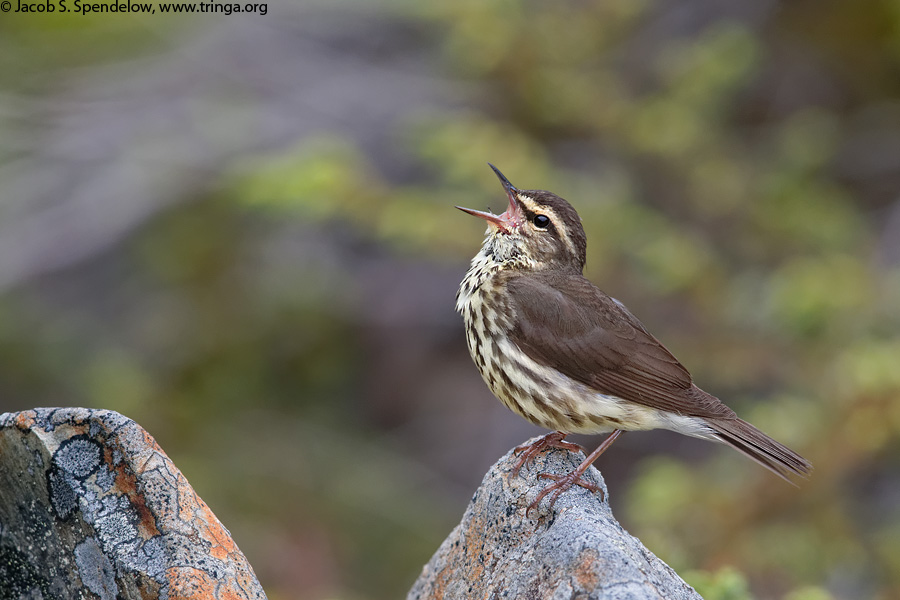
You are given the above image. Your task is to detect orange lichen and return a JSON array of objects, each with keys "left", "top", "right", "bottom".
[
  {"left": 166, "top": 567, "right": 219, "bottom": 599},
  {"left": 13, "top": 412, "right": 36, "bottom": 430},
  {"left": 108, "top": 455, "right": 161, "bottom": 539},
  {"left": 573, "top": 548, "right": 600, "bottom": 589},
  {"left": 194, "top": 499, "right": 239, "bottom": 561}
]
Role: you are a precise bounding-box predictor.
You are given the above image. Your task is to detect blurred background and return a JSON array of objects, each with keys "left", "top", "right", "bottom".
[{"left": 2, "top": 0, "right": 899, "bottom": 598}]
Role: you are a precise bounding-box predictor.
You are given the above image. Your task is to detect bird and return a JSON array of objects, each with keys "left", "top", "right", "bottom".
[{"left": 455, "top": 164, "right": 812, "bottom": 512}]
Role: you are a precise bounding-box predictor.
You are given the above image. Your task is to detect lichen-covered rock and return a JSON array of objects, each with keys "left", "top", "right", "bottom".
[
  {"left": 0, "top": 407, "right": 267, "bottom": 600},
  {"left": 407, "top": 437, "right": 701, "bottom": 600}
]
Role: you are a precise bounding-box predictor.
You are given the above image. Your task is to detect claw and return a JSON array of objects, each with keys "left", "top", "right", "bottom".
[
  {"left": 526, "top": 472, "right": 605, "bottom": 516},
  {"left": 523, "top": 430, "right": 623, "bottom": 517},
  {"left": 511, "top": 431, "right": 584, "bottom": 477}
]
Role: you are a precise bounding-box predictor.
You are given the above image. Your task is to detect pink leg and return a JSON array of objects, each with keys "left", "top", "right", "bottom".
[{"left": 527, "top": 429, "right": 623, "bottom": 516}]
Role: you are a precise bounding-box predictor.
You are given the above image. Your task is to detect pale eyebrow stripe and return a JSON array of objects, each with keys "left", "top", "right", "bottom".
[{"left": 518, "top": 194, "right": 578, "bottom": 258}]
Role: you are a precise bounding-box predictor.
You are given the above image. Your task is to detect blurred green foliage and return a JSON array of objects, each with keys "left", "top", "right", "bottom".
[
  {"left": 684, "top": 567, "right": 754, "bottom": 600},
  {"left": 2, "top": 0, "right": 900, "bottom": 598}
]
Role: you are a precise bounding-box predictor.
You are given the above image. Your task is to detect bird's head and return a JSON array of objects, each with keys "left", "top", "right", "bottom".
[{"left": 457, "top": 164, "right": 587, "bottom": 272}]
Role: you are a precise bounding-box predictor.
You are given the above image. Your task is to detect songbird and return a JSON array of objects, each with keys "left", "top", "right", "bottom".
[{"left": 455, "top": 164, "right": 811, "bottom": 511}]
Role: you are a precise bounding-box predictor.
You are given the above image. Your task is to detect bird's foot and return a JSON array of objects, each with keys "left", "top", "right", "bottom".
[
  {"left": 526, "top": 471, "right": 604, "bottom": 516},
  {"left": 511, "top": 431, "right": 584, "bottom": 478},
  {"left": 524, "top": 429, "right": 623, "bottom": 517}
]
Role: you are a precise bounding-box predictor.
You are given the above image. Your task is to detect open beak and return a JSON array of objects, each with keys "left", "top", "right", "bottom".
[
  {"left": 455, "top": 205, "right": 511, "bottom": 231},
  {"left": 456, "top": 164, "right": 522, "bottom": 233}
]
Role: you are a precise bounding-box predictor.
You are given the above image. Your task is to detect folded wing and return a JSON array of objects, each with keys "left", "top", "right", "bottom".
[{"left": 505, "top": 272, "right": 736, "bottom": 420}]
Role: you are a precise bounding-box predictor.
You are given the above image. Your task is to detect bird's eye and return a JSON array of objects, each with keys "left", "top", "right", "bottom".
[{"left": 533, "top": 214, "right": 550, "bottom": 229}]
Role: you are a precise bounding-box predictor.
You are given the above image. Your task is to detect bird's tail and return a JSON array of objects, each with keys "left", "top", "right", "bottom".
[{"left": 705, "top": 417, "right": 812, "bottom": 483}]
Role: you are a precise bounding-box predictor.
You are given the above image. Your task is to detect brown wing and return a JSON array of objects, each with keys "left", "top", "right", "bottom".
[{"left": 505, "top": 272, "right": 735, "bottom": 419}]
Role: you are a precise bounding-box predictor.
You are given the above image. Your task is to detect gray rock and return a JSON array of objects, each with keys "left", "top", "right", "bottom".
[
  {"left": 0, "top": 407, "right": 267, "bottom": 600},
  {"left": 407, "top": 437, "right": 702, "bottom": 600}
]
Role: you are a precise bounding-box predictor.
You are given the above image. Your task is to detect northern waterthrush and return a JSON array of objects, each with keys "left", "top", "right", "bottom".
[{"left": 456, "top": 165, "right": 812, "bottom": 511}]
